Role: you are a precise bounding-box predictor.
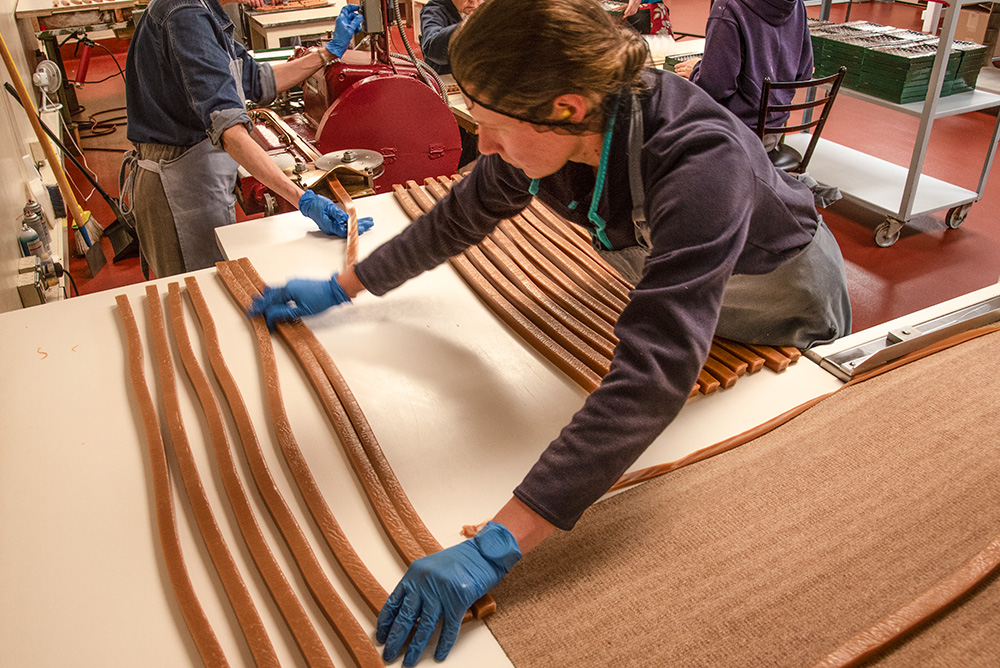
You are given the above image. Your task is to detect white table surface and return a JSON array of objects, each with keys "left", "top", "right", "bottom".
[{"left": 0, "top": 191, "right": 844, "bottom": 666}]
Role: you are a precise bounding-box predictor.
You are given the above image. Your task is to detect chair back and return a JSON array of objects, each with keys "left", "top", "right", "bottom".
[{"left": 755, "top": 66, "right": 846, "bottom": 173}]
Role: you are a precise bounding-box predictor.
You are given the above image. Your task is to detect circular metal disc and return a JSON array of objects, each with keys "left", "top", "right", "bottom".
[{"left": 316, "top": 149, "right": 385, "bottom": 174}]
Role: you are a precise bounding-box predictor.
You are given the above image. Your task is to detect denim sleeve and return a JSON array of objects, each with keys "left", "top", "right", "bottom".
[
  {"left": 233, "top": 39, "right": 276, "bottom": 105},
  {"left": 163, "top": 6, "right": 250, "bottom": 145}
]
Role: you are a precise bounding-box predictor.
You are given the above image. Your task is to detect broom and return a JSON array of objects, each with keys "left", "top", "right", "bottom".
[{"left": 1, "top": 31, "right": 105, "bottom": 263}]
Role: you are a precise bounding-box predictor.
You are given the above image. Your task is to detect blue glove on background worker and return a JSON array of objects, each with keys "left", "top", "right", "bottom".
[
  {"left": 247, "top": 273, "right": 351, "bottom": 329},
  {"left": 298, "top": 190, "right": 374, "bottom": 236},
  {"left": 376, "top": 522, "right": 522, "bottom": 667},
  {"left": 327, "top": 4, "right": 364, "bottom": 58}
]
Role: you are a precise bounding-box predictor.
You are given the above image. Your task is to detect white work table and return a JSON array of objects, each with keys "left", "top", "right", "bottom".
[{"left": 1, "top": 191, "right": 843, "bottom": 666}]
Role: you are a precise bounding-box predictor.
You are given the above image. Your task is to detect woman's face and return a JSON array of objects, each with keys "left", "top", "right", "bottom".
[{"left": 465, "top": 95, "right": 587, "bottom": 179}]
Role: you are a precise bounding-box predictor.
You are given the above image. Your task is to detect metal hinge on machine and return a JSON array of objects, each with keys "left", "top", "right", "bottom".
[{"left": 817, "top": 295, "right": 1000, "bottom": 381}]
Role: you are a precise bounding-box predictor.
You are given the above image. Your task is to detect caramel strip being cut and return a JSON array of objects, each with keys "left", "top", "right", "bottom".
[
  {"left": 812, "top": 534, "right": 1000, "bottom": 668},
  {"left": 328, "top": 176, "right": 359, "bottom": 270},
  {"left": 115, "top": 294, "right": 229, "bottom": 668},
  {"left": 181, "top": 277, "right": 341, "bottom": 668},
  {"left": 147, "top": 284, "right": 273, "bottom": 667}
]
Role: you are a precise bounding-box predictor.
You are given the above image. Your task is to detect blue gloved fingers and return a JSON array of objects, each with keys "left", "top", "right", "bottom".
[
  {"left": 402, "top": 602, "right": 443, "bottom": 668},
  {"left": 260, "top": 304, "right": 304, "bottom": 330},
  {"left": 338, "top": 3, "right": 359, "bottom": 20},
  {"left": 247, "top": 286, "right": 291, "bottom": 318},
  {"left": 433, "top": 612, "right": 464, "bottom": 662},
  {"left": 357, "top": 216, "right": 374, "bottom": 235},
  {"left": 381, "top": 592, "right": 423, "bottom": 662},
  {"left": 375, "top": 583, "right": 406, "bottom": 644}
]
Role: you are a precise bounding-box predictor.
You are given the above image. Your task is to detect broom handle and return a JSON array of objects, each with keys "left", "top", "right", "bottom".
[{"left": 0, "top": 32, "right": 87, "bottom": 232}]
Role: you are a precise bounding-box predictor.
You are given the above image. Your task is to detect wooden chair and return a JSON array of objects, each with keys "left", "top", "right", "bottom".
[{"left": 755, "top": 66, "right": 846, "bottom": 174}]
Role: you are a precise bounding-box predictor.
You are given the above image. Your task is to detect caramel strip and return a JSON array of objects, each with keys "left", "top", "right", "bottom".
[
  {"left": 695, "top": 369, "right": 720, "bottom": 396},
  {"left": 147, "top": 284, "right": 271, "bottom": 666},
  {"left": 713, "top": 338, "right": 766, "bottom": 374},
  {"left": 328, "top": 176, "right": 358, "bottom": 270},
  {"left": 197, "top": 272, "right": 387, "bottom": 616},
  {"left": 228, "top": 258, "right": 496, "bottom": 620},
  {"left": 495, "top": 220, "right": 622, "bottom": 330},
  {"left": 512, "top": 210, "right": 629, "bottom": 313},
  {"left": 115, "top": 294, "right": 229, "bottom": 668},
  {"left": 812, "top": 534, "right": 1000, "bottom": 668},
  {"left": 709, "top": 343, "right": 749, "bottom": 377},
  {"left": 745, "top": 343, "right": 791, "bottom": 373},
  {"left": 777, "top": 345, "right": 802, "bottom": 363},
  {"left": 526, "top": 199, "right": 635, "bottom": 294},
  {"left": 181, "top": 277, "right": 347, "bottom": 668},
  {"left": 200, "top": 270, "right": 383, "bottom": 668},
  {"left": 702, "top": 356, "right": 739, "bottom": 389},
  {"left": 421, "top": 178, "right": 617, "bottom": 356},
  {"left": 392, "top": 184, "right": 601, "bottom": 393}
]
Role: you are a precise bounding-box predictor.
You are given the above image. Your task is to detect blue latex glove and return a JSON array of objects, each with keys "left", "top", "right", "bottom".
[
  {"left": 326, "top": 4, "right": 363, "bottom": 58},
  {"left": 246, "top": 273, "right": 351, "bottom": 330},
  {"left": 376, "top": 522, "right": 521, "bottom": 667},
  {"left": 298, "top": 190, "right": 374, "bottom": 237}
]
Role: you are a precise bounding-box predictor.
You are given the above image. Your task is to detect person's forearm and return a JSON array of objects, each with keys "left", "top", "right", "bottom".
[
  {"left": 270, "top": 48, "right": 328, "bottom": 93},
  {"left": 336, "top": 265, "right": 367, "bottom": 298},
  {"left": 492, "top": 496, "right": 556, "bottom": 554},
  {"left": 221, "top": 123, "right": 304, "bottom": 206}
]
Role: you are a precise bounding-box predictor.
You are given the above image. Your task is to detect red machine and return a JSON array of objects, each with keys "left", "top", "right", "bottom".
[{"left": 239, "top": 0, "right": 461, "bottom": 216}]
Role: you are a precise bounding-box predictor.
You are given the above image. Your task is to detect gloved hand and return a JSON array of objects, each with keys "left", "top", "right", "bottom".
[
  {"left": 298, "top": 190, "right": 374, "bottom": 237},
  {"left": 246, "top": 273, "right": 351, "bottom": 330},
  {"left": 326, "top": 4, "right": 364, "bottom": 58},
  {"left": 376, "top": 522, "right": 521, "bottom": 667}
]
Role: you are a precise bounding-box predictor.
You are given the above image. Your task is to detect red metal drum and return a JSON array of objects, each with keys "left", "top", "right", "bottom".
[{"left": 313, "top": 73, "right": 461, "bottom": 193}]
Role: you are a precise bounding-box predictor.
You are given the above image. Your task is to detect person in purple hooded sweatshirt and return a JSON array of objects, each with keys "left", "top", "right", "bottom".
[{"left": 674, "top": 0, "right": 813, "bottom": 152}]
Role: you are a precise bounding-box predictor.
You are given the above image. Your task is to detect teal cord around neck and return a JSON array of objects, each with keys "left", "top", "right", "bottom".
[{"left": 588, "top": 95, "right": 621, "bottom": 250}]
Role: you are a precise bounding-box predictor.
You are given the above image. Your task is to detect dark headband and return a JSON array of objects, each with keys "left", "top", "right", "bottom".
[{"left": 454, "top": 78, "right": 584, "bottom": 128}]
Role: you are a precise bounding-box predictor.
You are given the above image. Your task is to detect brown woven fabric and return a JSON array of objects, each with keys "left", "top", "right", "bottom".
[{"left": 486, "top": 331, "right": 1000, "bottom": 667}]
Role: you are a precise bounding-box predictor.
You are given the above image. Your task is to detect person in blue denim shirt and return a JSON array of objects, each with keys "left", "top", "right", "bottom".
[{"left": 124, "top": 0, "right": 372, "bottom": 277}]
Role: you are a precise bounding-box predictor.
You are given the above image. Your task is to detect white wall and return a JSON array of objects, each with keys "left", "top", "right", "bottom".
[{"left": 0, "top": 4, "right": 52, "bottom": 313}]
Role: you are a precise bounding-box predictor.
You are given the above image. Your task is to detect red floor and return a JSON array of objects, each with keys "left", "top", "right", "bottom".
[{"left": 58, "top": 1, "right": 1000, "bottom": 334}]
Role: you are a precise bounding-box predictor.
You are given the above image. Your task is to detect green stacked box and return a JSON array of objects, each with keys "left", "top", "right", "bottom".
[
  {"left": 810, "top": 21, "right": 897, "bottom": 82},
  {"left": 858, "top": 41, "right": 946, "bottom": 103},
  {"left": 663, "top": 52, "right": 702, "bottom": 73},
  {"left": 948, "top": 39, "right": 989, "bottom": 94},
  {"left": 817, "top": 30, "right": 924, "bottom": 89}
]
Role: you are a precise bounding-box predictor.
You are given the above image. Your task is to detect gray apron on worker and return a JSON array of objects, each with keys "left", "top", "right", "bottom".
[
  {"left": 595, "top": 95, "right": 851, "bottom": 350},
  {"left": 121, "top": 13, "right": 244, "bottom": 273}
]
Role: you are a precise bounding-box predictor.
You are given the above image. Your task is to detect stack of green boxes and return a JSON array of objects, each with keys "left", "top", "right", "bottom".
[{"left": 810, "top": 20, "right": 988, "bottom": 104}]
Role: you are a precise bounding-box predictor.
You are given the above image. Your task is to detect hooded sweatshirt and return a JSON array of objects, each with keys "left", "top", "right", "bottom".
[{"left": 689, "top": 0, "right": 813, "bottom": 131}]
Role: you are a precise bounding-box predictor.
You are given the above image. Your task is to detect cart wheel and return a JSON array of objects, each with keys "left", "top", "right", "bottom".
[
  {"left": 874, "top": 220, "right": 901, "bottom": 247},
  {"left": 945, "top": 203, "right": 971, "bottom": 229}
]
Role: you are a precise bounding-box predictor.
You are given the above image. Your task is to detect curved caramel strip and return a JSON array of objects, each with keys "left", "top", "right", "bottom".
[
  {"left": 147, "top": 284, "right": 271, "bottom": 666},
  {"left": 194, "top": 274, "right": 387, "bottom": 618},
  {"left": 200, "top": 269, "right": 383, "bottom": 668},
  {"left": 229, "top": 259, "right": 496, "bottom": 620},
  {"left": 611, "top": 326, "right": 1000, "bottom": 494},
  {"left": 812, "top": 534, "right": 1000, "bottom": 668},
  {"left": 391, "top": 185, "right": 601, "bottom": 393},
  {"left": 181, "top": 278, "right": 348, "bottom": 668},
  {"left": 495, "top": 220, "right": 621, "bottom": 330},
  {"left": 479, "top": 236, "right": 616, "bottom": 358},
  {"left": 115, "top": 294, "right": 229, "bottom": 668},
  {"left": 328, "top": 177, "right": 358, "bottom": 270},
  {"left": 168, "top": 283, "right": 292, "bottom": 668},
  {"left": 526, "top": 199, "right": 635, "bottom": 295},
  {"left": 511, "top": 211, "right": 628, "bottom": 314},
  {"left": 421, "top": 178, "right": 617, "bottom": 354}
]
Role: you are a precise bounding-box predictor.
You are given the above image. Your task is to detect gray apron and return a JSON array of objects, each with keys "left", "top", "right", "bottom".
[
  {"left": 595, "top": 95, "right": 851, "bottom": 350},
  {"left": 121, "top": 10, "right": 244, "bottom": 273}
]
